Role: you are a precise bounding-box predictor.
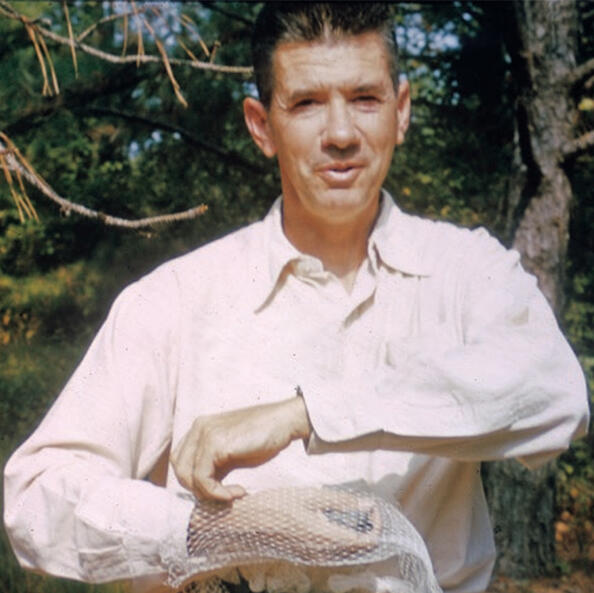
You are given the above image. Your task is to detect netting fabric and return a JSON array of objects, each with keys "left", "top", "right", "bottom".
[{"left": 165, "top": 486, "right": 441, "bottom": 593}]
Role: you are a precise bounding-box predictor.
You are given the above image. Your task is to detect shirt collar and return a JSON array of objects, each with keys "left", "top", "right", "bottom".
[
  {"left": 267, "top": 196, "right": 303, "bottom": 286},
  {"left": 250, "top": 196, "right": 301, "bottom": 311},
  {"left": 252, "top": 191, "right": 432, "bottom": 311},
  {"left": 369, "top": 190, "right": 433, "bottom": 278}
]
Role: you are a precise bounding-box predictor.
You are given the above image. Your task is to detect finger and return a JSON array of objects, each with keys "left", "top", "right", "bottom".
[
  {"left": 171, "top": 456, "right": 193, "bottom": 492},
  {"left": 193, "top": 475, "right": 246, "bottom": 502},
  {"left": 225, "top": 483, "right": 247, "bottom": 499},
  {"left": 171, "top": 433, "right": 199, "bottom": 492},
  {"left": 190, "top": 439, "right": 239, "bottom": 501}
]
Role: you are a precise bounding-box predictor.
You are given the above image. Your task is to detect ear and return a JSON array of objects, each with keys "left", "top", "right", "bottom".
[
  {"left": 395, "top": 79, "right": 411, "bottom": 146},
  {"left": 243, "top": 97, "right": 277, "bottom": 158}
]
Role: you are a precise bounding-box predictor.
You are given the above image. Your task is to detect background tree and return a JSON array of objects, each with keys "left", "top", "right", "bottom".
[
  {"left": 480, "top": 0, "right": 594, "bottom": 578},
  {"left": 0, "top": 2, "right": 592, "bottom": 592}
]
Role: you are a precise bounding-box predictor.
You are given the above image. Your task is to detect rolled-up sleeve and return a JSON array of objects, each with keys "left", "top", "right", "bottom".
[
  {"left": 3, "top": 267, "right": 193, "bottom": 583},
  {"left": 304, "top": 228, "right": 590, "bottom": 468}
]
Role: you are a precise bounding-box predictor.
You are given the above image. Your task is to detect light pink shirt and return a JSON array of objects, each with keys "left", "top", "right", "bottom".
[{"left": 4, "top": 193, "right": 589, "bottom": 593}]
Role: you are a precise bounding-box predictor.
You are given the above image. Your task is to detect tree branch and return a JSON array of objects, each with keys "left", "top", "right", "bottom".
[
  {"left": 40, "top": 24, "right": 252, "bottom": 74},
  {"left": 0, "top": 135, "right": 208, "bottom": 228},
  {"left": 0, "top": 1, "right": 253, "bottom": 75},
  {"left": 198, "top": 2, "right": 255, "bottom": 27},
  {"left": 3, "top": 65, "right": 144, "bottom": 135},
  {"left": 562, "top": 129, "right": 594, "bottom": 159},
  {"left": 0, "top": 1, "right": 48, "bottom": 25},
  {"left": 81, "top": 107, "right": 267, "bottom": 175},
  {"left": 567, "top": 56, "right": 594, "bottom": 88},
  {"left": 77, "top": 8, "right": 141, "bottom": 43}
]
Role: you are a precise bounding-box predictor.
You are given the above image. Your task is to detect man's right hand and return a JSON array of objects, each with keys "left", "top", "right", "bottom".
[{"left": 171, "top": 395, "right": 311, "bottom": 501}]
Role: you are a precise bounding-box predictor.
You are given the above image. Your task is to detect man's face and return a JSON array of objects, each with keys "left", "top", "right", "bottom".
[{"left": 245, "top": 32, "right": 410, "bottom": 228}]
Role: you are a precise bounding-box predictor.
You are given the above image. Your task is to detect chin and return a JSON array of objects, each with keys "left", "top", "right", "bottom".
[
  {"left": 318, "top": 191, "right": 376, "bottom": 214},
  {"left": 309, "top": 198, "right": 374, "bottom": 225}
]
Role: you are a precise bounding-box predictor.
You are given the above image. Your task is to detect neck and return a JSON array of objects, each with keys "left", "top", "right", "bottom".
[{"left": 282, "top": 197, "right": 379, "bottom": 292}]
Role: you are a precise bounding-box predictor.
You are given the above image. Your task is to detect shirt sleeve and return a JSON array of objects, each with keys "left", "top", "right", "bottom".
[
  {"left": 3, "top": 266, "right": 194, "bottom": 584},
  {"left": 303, "top": 229, "right": 590, "bottom": 469}
]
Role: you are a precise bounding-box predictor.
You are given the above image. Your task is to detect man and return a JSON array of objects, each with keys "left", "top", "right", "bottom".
[{"left": 4, "top": 4, "right": 589, "bottom": 593}]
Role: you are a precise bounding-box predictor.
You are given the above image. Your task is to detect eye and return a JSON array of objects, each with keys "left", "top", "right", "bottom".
[
  {"left": 293, "top": 98, "right": 318, "bottom": 110},
  {"left": 354, "top": 95, "right": 380, "bottom": 106}
]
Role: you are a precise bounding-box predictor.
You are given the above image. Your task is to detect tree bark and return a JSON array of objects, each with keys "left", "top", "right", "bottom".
[
  {"left": 482, "top": 463, "right": 557, "bottom": 578},
  {"left": 508, "top": 0, "right": 579, "bottom": 312},
  {"left": 483, "top": 0, "right": 582, "bottom": 578}
]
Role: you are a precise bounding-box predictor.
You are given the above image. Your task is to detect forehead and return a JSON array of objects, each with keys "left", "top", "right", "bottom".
[{"left": 271, "top": 32, "right": 393, "bottom": 97}]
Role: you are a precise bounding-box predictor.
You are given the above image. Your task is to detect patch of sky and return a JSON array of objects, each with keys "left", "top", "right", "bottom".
[
  {"left": 106, "top": 1, "right": 183, "bottom": 49},
  {"left": 127, "top": 130, "right": 163, "bottom": 155},
  {"left": 243, "top": 81, "right": 258, "bottom": 100},
  {"left": 394, "top": 11, "right": 462, "bottom": 106},
  {"left": 128, "top": 140, "right": 140, "bottom": 159},
  {"left": 430, "top": 29, "right": 459, "bottom": 52},
  {"left": 396, "top": 14, "right": 459, "bottom": 58},
  {"left": 146, "top": 96, "right": 162, "bottom": 109},
  {"left": 129, "top": 90, "right": 165, "bottom": 113},
  {"left": 126, "top": 121, "right": 163, "bottom": 160}
]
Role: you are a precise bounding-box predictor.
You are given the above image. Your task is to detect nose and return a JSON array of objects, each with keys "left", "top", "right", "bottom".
[{"left": 323, "top": 98, "right": 358, "bottom": 150}]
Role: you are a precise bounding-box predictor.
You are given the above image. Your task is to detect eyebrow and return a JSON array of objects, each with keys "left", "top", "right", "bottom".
[
  {"left": 285, "top": 80, "right": 388, "bottom": 104},
  {"left": 352, "top": 83, "right": 388, "bottom": 95},
  {"left": 285, "top": 84, "right": 325, "bottom": 104}
]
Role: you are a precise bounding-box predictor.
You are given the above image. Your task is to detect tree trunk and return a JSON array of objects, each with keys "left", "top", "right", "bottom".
[
  {"left": 483, "top": 0, "right": 581, "bottom": 578},
  {"left": 482, "top": 464, "right": 557, "bottom": 578},
  {"left": 507, "top": 0, "right": 579, "bottom": 311}
]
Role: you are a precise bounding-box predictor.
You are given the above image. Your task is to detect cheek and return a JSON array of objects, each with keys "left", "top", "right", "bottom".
[
  {"left": 277, "top": 126, "right": 317, "bottom": 165},
  {"left": 367, "top": 123, "right": 398, "bottom": 159}
]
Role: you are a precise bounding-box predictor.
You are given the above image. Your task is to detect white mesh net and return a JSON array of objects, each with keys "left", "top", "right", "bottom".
[{"left": 166, "top": 486, "right": 441, "bottom": 593}]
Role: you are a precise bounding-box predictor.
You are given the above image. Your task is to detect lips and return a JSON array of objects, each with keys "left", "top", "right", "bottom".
[{"left": 317, "top": 162, "right": 364, "bottom": 187}]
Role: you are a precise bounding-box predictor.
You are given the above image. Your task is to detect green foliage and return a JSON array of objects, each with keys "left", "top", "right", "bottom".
[
  {"left": 0, "top": 261, "right": 103, "bottom": 341},
  {"left": 560, "top": 146, "right": 594, "bottom": 553},
  {"left": 558, "top": 152, "right": 594, "bottom": 559},
  {"left": 556, "top": 357, "right": 594, "bottom": 561},
  {"left": 387, "top": 2, "right": 513, "bottom": 233}
]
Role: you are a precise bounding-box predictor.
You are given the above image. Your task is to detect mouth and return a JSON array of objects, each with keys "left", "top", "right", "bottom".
[{"left": 317, "top": 162, "right": 363, "bottom": 187}]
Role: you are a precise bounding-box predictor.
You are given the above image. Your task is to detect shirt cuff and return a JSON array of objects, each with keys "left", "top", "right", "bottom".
[
  {"left": 298, "top": 377, "right": 360, "bottom": 446},
  {"left": 158, "top": 492, "right": 195, "bottom": 583}
]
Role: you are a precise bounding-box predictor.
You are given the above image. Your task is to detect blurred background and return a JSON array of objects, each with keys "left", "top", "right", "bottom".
[{"left": 0, "top": 2, "right": 592, "bottom": 592}]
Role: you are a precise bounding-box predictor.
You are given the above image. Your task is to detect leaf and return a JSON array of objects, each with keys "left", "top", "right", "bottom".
[
  {"left": 143, "top": 17, "right": 188, "bottom": 108},
  {"left": 37, "top": 33, "right": 59, "bottom": 95},
  {"left": 122, "top": 12, "right": 129, "bottom": 57},
  {"left": 62, "top": 0, "right": 78, "bottom": 78},
  {"left": 24, "top": 23, "right": 51, "bottom": 96}
]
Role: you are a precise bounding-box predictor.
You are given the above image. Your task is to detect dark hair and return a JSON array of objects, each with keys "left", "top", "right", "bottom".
[{"left": 251, "top": 2, "right": 399, "bottom": 108}]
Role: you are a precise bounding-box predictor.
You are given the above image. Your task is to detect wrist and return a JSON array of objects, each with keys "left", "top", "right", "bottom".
[{"left": 289, "top": 387, "right": 311, "bottom": 441}]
